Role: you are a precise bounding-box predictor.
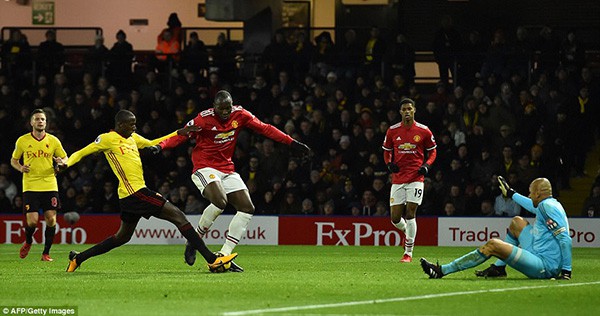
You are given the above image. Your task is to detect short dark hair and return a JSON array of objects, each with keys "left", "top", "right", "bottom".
[
  {"left": 399, "top": 98, "right": 415, "bottom": 107},
  {"left": 115, "top": 110, "right": 134, "bottom": 123},
  {"left": 30, "top": 108, "right": 45, "bottom": 119},
  {"left": 214, "top": 90, "right": 232, "bottom": 105}
]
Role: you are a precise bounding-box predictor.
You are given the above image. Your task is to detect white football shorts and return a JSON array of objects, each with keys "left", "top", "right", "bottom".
[
  {"left": 390, "top": 181, "right": 425, "bottom": 206},
  {"left": 191, "top": 167, "right": 247, "bottom": 195}
]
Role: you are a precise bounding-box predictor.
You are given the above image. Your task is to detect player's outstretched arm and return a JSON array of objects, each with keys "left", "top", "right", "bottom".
[
  {"left": 177, "top": 124, "right": 200, "bottom": 136},
  {"left": 59, "top": 141, "right": 102, "bottom": 171}
]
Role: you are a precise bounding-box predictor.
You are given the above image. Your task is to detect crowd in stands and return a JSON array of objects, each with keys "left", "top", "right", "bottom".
[{"left": 1, "top": 14, "right": 599, "bottom": 217}]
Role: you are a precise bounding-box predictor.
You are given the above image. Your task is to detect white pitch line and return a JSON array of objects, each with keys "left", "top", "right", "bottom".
[{"left": 222, "top": 281, "right": 600, "bottom": 316}]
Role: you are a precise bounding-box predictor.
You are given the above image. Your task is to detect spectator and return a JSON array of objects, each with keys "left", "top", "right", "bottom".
[
  {"left": 158, "top": 13, "right": 182, "bottom": 44},
  {"left": 516, "top": 154, "right": 536, "bottom": 186},
  {"left": 465, "top": 184, "right": 490, "bottom": 215},
  {"left": 334, "top": 179, "right": 359, "bottom": 212},
  {"left": 446, "top": 158, "right": 469, "bottom": 188},
  {"left": 536, "top": 26, "right": 561, "bottom": 75},
  {"left": 153, "top": 29, "right": 181, "bottom": 74},
  {"left": 478, "top": 199, "right": 495, "bottom": 217},
  {"left": 323, "top": 200, "right": 336, "bottom": 216},
  {"left": 363, "top": 26, "right": 386, "bottom": 78},
  {"left": 280, "top": 192, "right": 302, "bottom": 215},
  {"left": 290, "top": 31, "right": 314, "bottom": 81},
  {"left": 494, "top": 189, "right": 522, "bottom": 217},
  {"left": 0, "top": 188, "right": 12, "bottom": 212},
  {"left": 0, "top": 174, "right": 18, "bottom": 203},
  {"left": 370, "top": 177, "right": 388, "bottom": 204},
  {"left": 481, "top": 29, "right": 509, "bottom": 81},
  {"left": 37, "top": 29, "right": 65, "bottom": 78},
  {"left": 420, "top": 178, "right": 439, "bottom": 215},
  {"left": 388, "top": 33, "right": 416, "bottom": 85},
  {"left": 508, "top": 26, "right": 534, "bottom": 80},
  {"left": 582, "top": 185, "right": 600, "bottom": 217},
  {"left": 93, "top": 181, "right": 119, "bottom": 213},
  {"left": 107, "top": 30, "right": 133, "bottom": 90},
  {"left": 337, "top": 29, "right": 362, "bottom": 80},
  {"left": 300, "top": 198, "right": 316, "bottom": 215},
  {"left": 443, "top": 201, "right": 457, "bottom": 217},
  {"left": 212, "top": 33, "right": 236, "bottom": 84},
  {"left": 418, "top": 101, "right": 443, "bottom": 135},
  {"left": 256, "top": 191, "right": 277, "bottom": 215},
  {"left": 498, "top": 143, "right": 517, "bottom": 177},
  {"left": 0, "top": 29, "right": 32, "bottom": 86},
  {"left": 444, "top": 185, "right": 466, "bottom": 215},
  {"left": 312, "top": 31, "right": 335, "bottom": 78},
  {"left": 184, "top": 194, "right": 204, "bottom": 215},
  {"left": 373, "top": 201, "right": 389, "bottom": 216},
  {"left": 84, "top": 35, "right": 109, "bottom": 79},
  {"left": 349, "top": 202, "right": 362, "bottom": 216},
  {"left": 181, "top": 32, "right": 209, "bottom": 76},
  {"left": 262, "top": 31, "right": 294, "bottom": 79},
  {"left": 459, "top": 30, "right": 486, "bottom": 89},
  {"left": 360, "top": 189, "right": 377, "bottom": 216},
  {"left": 12, "top": 195, "right": 23, "bottom": 213},
  {"left": 432, "top": 15, "right": 461, "bottom": 84},
  {"left": 494, "top": 125, "right": 522, "bottom": 154},
  {"left": 442, "top": 101, "right": 462, "bottom": 129},
  {"left": 429, "top": 82, "right": 451, "bottom": 109}
]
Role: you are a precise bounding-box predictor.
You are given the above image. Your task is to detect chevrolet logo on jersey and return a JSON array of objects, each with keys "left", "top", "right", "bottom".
[
  {"left": 398, "top": 143, "right": 416, "bottom": 150},
  {"left": 215, "top": 130, "right": 235, "bottom": 139}
]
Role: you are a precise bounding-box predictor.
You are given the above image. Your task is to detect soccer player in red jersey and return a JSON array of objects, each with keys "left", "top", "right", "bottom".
[
  {"left": 382, "top": 98, "right": 437, "bottom": 263},
  {"left": 154, "top": 90, "right": 311, "bottom": 271},
  {"left": 56, "top": 110, "right": 236, "bottom": 273}
]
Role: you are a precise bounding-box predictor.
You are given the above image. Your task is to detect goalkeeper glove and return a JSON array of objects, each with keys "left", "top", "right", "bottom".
[
  {"left": 149, "top": 145, "right": 162, "bottom": 155},
  {"left": 559, "top": 269, "right": 571, "bottom": 280},
  {"left": 418, "top": 163, "right": 430, "bottom": 175},
  {"left": 498, "top": 175, "right": 515, "bottom": 198},
  {"left": 387, "top": 162, "right": 399, "bottom": 173}
]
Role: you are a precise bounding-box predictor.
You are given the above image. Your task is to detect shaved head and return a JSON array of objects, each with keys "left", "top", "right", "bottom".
[
  {"left": 529, "top": 178, "right": 552, "bottom": 206},
  {"left": 532, "top": 178, "right": 552, "bottom": 196}
]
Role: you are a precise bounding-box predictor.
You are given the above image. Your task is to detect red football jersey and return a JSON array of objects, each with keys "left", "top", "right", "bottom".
[
  {"left": 160, "top": 106, "right": 294, "bottom": 174},
  {"left": 382, "top": 121, "right": 436, "bottom": 184}
]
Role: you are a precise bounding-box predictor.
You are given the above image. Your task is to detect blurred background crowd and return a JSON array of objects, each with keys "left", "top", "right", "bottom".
[{"left": 1, "top": 12, "right": 599, "bottom": 218}]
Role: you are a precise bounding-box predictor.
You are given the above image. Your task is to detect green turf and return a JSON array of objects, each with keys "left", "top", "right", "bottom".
[{"left": 1, "top": 245, "right": 598, "bottom": 315}]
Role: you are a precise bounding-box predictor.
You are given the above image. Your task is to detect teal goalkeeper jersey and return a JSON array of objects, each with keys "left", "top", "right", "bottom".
[{"left": 513, "top": 193, "right": 573, "bottom": 274}]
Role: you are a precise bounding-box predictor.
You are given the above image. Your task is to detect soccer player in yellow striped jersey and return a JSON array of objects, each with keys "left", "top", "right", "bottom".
[
  {"left": 57, "top": 110, "right": 236, "bottom": 273},
  {"left": 11, "top": 109, "right": 67, "bottom": 262}
]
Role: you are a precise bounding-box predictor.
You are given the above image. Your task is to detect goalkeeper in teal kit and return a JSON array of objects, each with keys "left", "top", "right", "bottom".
[{"left": 421, "top": 177, "right": 572, "bottom": 280}]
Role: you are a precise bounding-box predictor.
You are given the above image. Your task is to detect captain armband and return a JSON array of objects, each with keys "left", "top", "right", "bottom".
[{"left": 545, "top": 218, "right": 567, "bottom": 236}]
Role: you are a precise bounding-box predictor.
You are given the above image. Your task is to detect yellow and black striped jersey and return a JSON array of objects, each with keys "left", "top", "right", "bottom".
[
  {"left": 66, "top": 131, "right": 177, "bottom": 199},
  {"left": 12, "top": 132, "right": 67, "bottom": 192}
]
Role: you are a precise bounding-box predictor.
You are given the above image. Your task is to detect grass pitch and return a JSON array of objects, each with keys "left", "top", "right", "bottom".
[{"left": 1, "top": 245, "right": 599, "bottom": 315}]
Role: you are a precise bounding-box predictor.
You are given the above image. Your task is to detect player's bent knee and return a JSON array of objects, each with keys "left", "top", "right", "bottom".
[
  {"left": 241, "top": 203, "right": 255, "bottom": 214},
  {"left": 484, "top": 238, "right": 504, "bottom": 253},
  {"left": 509, "top": 216, "right": 528, "bottom": 236},
  {"left": 213, "top": 198, "right": 228, "bottom": 210}
]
